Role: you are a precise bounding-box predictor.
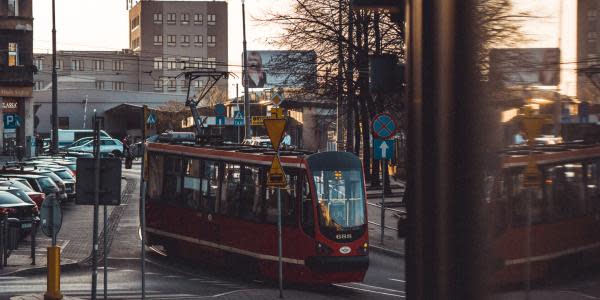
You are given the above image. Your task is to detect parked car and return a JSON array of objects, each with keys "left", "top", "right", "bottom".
[
  {"left": 0, "top": 190, "right": 37, "bottom": 237},
  {"left": 37, "top": 167, "right": 76, "bottom": 200},
  {"left": 67, "top": 138, "right": 124, "bottom": 157},
  {"left": 0, "top": 174, "right": 60, "bottom": 201},
  {"left": 61, "top": 136, "right": 94, "bottom": 150},
  {"left": 0, "top": 179, "right": 45, "bottom": 207}
]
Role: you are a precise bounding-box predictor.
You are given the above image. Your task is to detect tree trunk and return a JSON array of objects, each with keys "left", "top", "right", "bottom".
[{"left": 345, "top": 8, "right": 355, "bottom": 152}]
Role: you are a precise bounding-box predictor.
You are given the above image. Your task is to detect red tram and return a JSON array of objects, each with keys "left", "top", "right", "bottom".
[
  {"left": 492, "top": 144, "right": 600, "bottom": 285},
  {"left": 144, "top": 140, "right": 370, "bottom": 284}
]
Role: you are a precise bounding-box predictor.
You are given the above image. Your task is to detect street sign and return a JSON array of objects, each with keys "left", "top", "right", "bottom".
[
  {"left": 372, "top": 113, "right": 397, "bottom": 139},
  {"left": 271, "top": 93, "right": 284, "bottom": 107},
  {"left": 267, "top": 156, "right": 287, "bottom": 187},
  {"left": 40, "top": 195, "right": 62, "bottom": 238},
  {"left": 76, "top": 158, "right": 123, "bottom": 205},
  {"left": 522, "top": 158, "right": 541, "bottom": 188},
  {"left": 374, "top": 139, "right": 394, "bottom": 160},
  {"left": 264, "top": 118, "right": 287, "bottom": 151},
  {"left": 3, "top": 113, "right": 22, "bottom": 129},
  {"left": 214, "top": 103, "right": 226, "bottom": 116},
  {"left": 233, "top": 111, "right": 245, "bottom": 126},
  {"left": 215, "top": 116, "right": 225, "bottom": 125},
  {"left": 251, "top": 116, "right": 269, "bottom": 126},
  {"left": 146, "top": 112, "right": 157, "bottom": 125}
]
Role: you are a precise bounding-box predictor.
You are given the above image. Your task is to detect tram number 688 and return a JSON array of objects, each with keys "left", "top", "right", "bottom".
[{"left": 336, "top": 233, "right": 352, "bottom": 240}]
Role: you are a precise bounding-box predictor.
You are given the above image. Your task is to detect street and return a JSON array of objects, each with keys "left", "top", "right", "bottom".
[{"left": 0, "top": 163, "right": 406, "bottom": 299}]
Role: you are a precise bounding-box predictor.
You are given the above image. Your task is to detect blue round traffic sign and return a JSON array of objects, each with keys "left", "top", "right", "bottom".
[
  {"left": 371, "top": 113, "right": 397, "bottom": 139},
  {"left": 214, "top": 104, "right": 226, "bottom": 116}
]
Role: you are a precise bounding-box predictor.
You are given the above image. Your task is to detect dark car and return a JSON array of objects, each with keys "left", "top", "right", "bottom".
[
  {"left": 0, "top": 174, "right": 60, "bottom": 200},
  {"left": 38, "top": 167, "right": 76, "bottom": 200},
  {"left": 0, "top": 168, "right": 68, "bottom": 202},
  {"left": 0, "top": 190, "right": 37, "bottom": 237},
  {"left": 0, "top": 179, "right": 45, "bottom": 207}
]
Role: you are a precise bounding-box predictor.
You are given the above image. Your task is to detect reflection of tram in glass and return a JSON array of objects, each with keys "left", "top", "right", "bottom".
[
  {"left": 491, "top": 144, "right": 600, "bottom": 285},
  {"left": 144, "top": 139, "right": 369, "bottom": 284}
]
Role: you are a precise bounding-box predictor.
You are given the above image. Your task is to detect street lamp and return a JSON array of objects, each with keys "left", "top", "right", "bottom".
[
  {"left": 242, "top": 0, "right": 251, "bottom": 140},
  {"left": 51, "top": 0, "right": 58, "bottom": 154}
]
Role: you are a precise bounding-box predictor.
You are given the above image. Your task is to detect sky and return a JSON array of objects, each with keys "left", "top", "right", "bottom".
[
  {"left": 33, "top": 0, "right": 576, "bottom": 96},
  {"left": 32, "top": 0, "right": 293, "bottom": 97}
]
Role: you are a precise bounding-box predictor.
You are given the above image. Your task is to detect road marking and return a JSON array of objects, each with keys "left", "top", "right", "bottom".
[
  {"left": 0, "top": 276, "right": 24, "bottom": 280},
  {"left": 389, "top": 278, "right": 406, "bottom": 283},
  {"left": 349, "top": 282, "right": 405, "bottom": 294},
  {"left": 334, "top": 284, "right": 405, "bottom": 298},
  {"left": 208, "top": 289, "right": 261, "bottom": 298}
]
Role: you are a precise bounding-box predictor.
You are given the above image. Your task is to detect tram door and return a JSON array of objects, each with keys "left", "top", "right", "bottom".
[{"left": 197, "top": 160, "right": 221, "bottom": 254}]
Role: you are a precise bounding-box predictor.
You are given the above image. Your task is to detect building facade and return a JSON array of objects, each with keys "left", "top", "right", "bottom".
[
  {"left": 0, "top": 0, "right": 35, "bottom": 153},
  {"left": 578, "top": 0, "right": 600, "bottom": 103},
  {"left": 129, "top": 0, "right": 228, "bottom": 96}
]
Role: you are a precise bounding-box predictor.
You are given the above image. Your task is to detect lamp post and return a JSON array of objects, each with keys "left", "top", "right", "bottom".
[
  {"left": 51, "top": 0, "right": 58, "bottom": 154},
  {"left": 242, "top": 0, "right": 251, "bottom": 139}
]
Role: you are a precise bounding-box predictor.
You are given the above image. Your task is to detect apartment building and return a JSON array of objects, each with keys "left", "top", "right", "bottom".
[
  {"left": 129, "top": 0, "right": 229, "bottom": 96},
  {"left": 578, "top": 0, "right": 600, "bottom": 103},
  {"left": 0, "top": 0, "right": 35, "bottom": 152}
]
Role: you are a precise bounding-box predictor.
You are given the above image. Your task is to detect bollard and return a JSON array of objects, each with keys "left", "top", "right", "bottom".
[
  {"left": 3, "top": 214, "right": 7, "bottom": 267},
  {"left": 45, "top": 246, "right": 63, "bottom": 300},
  {"left": 0, "top": 216, "right": 4, "bottom": 270},
  {"left": 31, "top": 218, "right": 37, "bottom": 265}
]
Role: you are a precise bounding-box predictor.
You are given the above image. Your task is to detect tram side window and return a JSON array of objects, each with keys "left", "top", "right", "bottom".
[
  {"left": 586, "top": 162, "right": 600, "bottom": 213},
  {"left": 301, "top": 173, "right": 314, "bottom": 237},
  {"left": 510, "top": 171, "right": 544, "bottom": 226},
  {"left": 220, "top": 163, "right": 241, "bottom": 216},
  {"left": 544, "top": 164, "right": 585, "bottom": 222},
  {"left": 265, "top": 170, "right": 298, "bottom": 226},
  {"left": 239, "top": 165, "right": 263, "bottom": 222},
  {"left": 147, "top": 154, "right": 164, "bottom": 202},
  {"left": 163, "top": 155, "right": 183, "bottom": 203},
  {"left": 183, "top": 158, "right": 201, "bottom": 210},
  {"left": 201, "top": 160, "right": 220, "bottom": 213}
]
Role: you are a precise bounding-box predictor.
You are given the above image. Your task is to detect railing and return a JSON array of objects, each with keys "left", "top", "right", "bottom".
[
  {"left": 368, "top": 201, "right": 403, "bottom": 232},
  {"left": 0, "top": 213, "right": 38, "bottom": 269}
]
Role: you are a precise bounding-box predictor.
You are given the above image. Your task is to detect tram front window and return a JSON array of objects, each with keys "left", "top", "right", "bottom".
[{"left": 313, "top": 169, "right": 365, "bottom": 241}]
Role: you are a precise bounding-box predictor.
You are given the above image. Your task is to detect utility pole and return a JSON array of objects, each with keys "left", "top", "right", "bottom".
[
  {"left": 236, "top": 84, "right": 241, "bottom": 143},
  {"left": 242, "top": 0, "right": 251, "bottom": 139},
  {"left": 51, "top": 0, "right": 58, "bottom": 154}
]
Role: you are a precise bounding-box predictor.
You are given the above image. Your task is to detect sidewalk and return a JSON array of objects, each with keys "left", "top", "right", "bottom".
[
  {"left": 366, "top": 177, "right": 405, "bottom": 257},
  {"left": 0, "top": 178, "right": 132, "bottom": 276}
]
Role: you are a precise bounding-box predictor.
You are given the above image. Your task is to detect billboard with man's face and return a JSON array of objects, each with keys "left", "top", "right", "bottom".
[
  {"left": 242, "top": 50, "right": 317, "bottom": 89},
  {"left": 489, "top": 48, "right": 560, "bottom": 87}
]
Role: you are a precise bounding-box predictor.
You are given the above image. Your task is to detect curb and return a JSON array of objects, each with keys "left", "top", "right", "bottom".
[
  {"left": 1, "top": 261, "right": 84, "bottom": 277},
  {"left": 370, "top": 244, "right": 404, "bottom": 258}
]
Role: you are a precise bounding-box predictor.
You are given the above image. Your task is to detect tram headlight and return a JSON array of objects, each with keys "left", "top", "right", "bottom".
[
  {"left": 316, "top": 241, "right": 333, "bottom": 255},
  {"left": 358, "top": 242, "right": 369, "bottom": 255}
]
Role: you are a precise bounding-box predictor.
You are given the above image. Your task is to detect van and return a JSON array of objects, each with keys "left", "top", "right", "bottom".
[{"left": 54, "top": 129, "right": 111, "bottom": 148}]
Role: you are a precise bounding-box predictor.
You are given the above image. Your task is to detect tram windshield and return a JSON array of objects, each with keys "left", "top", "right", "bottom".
[{"left": 313, "top": 169, "right": 365, "bottom": 232}]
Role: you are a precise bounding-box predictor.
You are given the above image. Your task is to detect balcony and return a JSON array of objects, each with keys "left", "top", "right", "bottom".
[{"left": 0, "top": 65, "right": 36, "bottom": 86}]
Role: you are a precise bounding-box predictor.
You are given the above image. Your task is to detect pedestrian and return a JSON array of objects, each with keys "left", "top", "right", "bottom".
[{"left": 282, "top": 132, "right": 291, "bottom": 148}]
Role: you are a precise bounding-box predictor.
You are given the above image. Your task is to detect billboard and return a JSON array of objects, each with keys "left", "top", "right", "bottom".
[
  {"left": 489, "top": 48, "right": 560, "bottom": 86},
  {"left": 242, "top": 50, "right": 317, "bottom": 89}
]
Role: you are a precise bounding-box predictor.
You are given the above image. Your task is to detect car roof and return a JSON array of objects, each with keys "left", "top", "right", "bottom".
[
  {"left": 0, "top": 191, "right": 31, "bottom": 206},
  {"left": 1, "top": 174, "right": 49, "bottom": 179}
]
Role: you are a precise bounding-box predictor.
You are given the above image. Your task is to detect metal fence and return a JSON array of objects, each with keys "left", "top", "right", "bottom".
[{"left": 0, "top": 213, "right": 38, "bottom": 269}]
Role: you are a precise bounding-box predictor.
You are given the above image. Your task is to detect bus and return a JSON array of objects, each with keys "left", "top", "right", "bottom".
[
  {"left": 144, "top": 138, "right": 370, "bottom": 284},
  {"left": 490, "top": 143, "right": 600, "bottom": 286}
]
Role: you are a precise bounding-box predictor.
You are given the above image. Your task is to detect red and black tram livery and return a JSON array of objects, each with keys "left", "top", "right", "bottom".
[{"left": 144, "top": 141, "right": 369, "bottom": 284}]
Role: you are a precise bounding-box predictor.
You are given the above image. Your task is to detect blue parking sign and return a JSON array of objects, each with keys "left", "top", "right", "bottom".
[{"left": 3, "top": 113, "right": 22, "bottom": 129}]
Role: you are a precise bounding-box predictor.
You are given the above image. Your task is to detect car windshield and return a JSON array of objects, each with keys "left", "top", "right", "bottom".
[
  {"left": 0, "top": 191, "right": 27, "bottom": 205},
  {"left": 38, "top": 177, "right": 58, "bottom": 191},
  {"left": 5, "top": 189, "right": 34, "bottom": 204},
  {"left": 41, "top": 172, "right": 63, "bottom": 183},
  {"left": 0, "top": 180, "right": 33, "bottom": 192},
  {"left": 53, "top": 170, "right": 73, "bottom": 180},
  {"left": 313, "top": 169, "right": 365, "bottom": 230}
]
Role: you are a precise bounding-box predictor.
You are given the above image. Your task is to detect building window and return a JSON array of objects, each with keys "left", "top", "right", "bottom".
[
  {"left": 194, "top": 35, "right": 203, "bottom": 47},
  {"left": 193, "top": 57, "right": 203, "bottom": 68},
  {"left": 95, "top": 80, "right": 105, "bottom": 90},
  {"left": 58, "top": 117, "right": 69, "bottom": 129},
  {"left": 132, "top": 37, "right": 140, "bottom": 50},
  {"left": 180, "top": 57, "right": 189, "bottom": 69},
  {"left": 207, "top": 35, "right": 216, "bottom": 47},
  {"left": 194, "top": 13, "right": 203, "bottom": 25},
  {"left": 207, "top": 57, "right": 216, "bottom": 69},
  {"left": 207, "top": 14, "right": 216, "bottom": 25},
  {"left": 168, "top": 79, "right": 177, "bottom": 91},
  {"left": 34, "top": 81, "right": 45, "bottom": 91},
  {"left": 131, "top": 16, "right": 140, "bottom": 31},
  {"left": 167, "top": 57, "right": 177, "bottom": 70},
  {"left": 56, "top": 59, "right": 63, "bottom": 70},
  {"left": 153, "top": 57, "right": 163, "bottom": 70},
  {"left": 153, "top": 13, "right": 162, "bottom": 24},
  {"left": 8, "top": 0, "right": 18, "bottom": 16},
  {"left": 112, "top": 81, "right": 125, "bottom": 91},
  {"left": 154, "top": 35, "right": 163, "bottom": 46},
  {"left": 93, "top": 60, "right": 104, "bottom": 71},
  {"left": 180, "top": 79, "right": 188, "bottom": 89},
  {"left": 71, "top": 59, "right": 84, "bottom": 71},
  {"left": 113, "top": 60, "right": 124, "bottom": 71},
  {"left": 154, "top": 80, "right": 163, "bottom": 91},
  {"left": 167, "top": 35, "right": 176, "bottom": 46},
  {"left": 8, "top": 43, "right": 18, "bottom": 66},
  {"left": 194, "top": 80, "right": 203, "bottom": 88},
  {"left": 34, "top": 58, "right": 44, "bottom": 71},
  {"left": 167, "top": 13, "right": 176, "bottom": 24},
  {"left": 180, "top": 35, "right": 190, "bottom": 46},
  {"left": 181, "top": 13, "right": 189, "bottom": 24}
]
